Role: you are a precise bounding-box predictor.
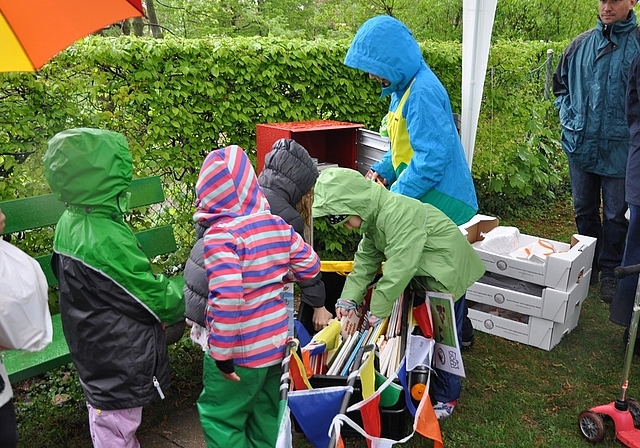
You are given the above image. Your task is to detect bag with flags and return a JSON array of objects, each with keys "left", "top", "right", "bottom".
[{"left": 329, "top": 354, "right": 443, "bottom": 448}]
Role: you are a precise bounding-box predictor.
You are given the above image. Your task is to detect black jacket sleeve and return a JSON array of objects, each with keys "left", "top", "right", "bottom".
[
  {"left": 297, "top": 271, "right": 325, "bottom": 308},
  {"left": 183, "top": 223, "right": 210, "bottom": 326}
]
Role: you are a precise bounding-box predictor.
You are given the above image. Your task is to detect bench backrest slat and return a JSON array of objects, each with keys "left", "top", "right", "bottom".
[
  {"left": 137, "top": 225, "right": 178, "bottom": 258},
  {"left": 33, "top": 225, "right": 178, "bottom": 288},
  {"left": 34, "top": 254, "right": 55, "bottom": 286},
  {"left": 1, "top": 195, "right": 65, "bottom": 234},
  {"left": 1, "top": 176, "right": 166, "bottom": 234}
]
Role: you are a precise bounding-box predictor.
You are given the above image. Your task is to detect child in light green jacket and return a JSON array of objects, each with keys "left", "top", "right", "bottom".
[{"left": 312, "top": 167, "right": 485, "bottom": 419}]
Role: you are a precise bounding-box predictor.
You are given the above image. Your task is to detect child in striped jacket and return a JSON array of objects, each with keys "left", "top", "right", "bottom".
[{"left": 193, "top": 145, "right": 320, "bottom": 448}]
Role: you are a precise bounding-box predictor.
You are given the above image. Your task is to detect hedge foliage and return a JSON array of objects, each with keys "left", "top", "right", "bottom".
[{"left": 0, "top": 36, "right": 568, "bottom": 263}]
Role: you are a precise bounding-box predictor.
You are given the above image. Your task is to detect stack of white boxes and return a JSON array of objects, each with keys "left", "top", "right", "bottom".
[{"left": 459, "top": 215, "right": 597, "bottom": 351}]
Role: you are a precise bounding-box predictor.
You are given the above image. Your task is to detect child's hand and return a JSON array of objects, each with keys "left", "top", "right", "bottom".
[
  {"left": 312, "top": 306, "right": 334, "bottom": 331},
  {"left": 365, "top": 170, "right": 387, "bottom": 186},
  {"left": 221, "top": 371, "right": 241, "bottom": 382},
  {"left": 367, "top": 312, "right": 383, "bottom": 327},
  {"left": 216, "top": 359, "right": 241, "bottom": 382},
  {"left": 335, "top": 298, "right": 357, "bottom": 319}
]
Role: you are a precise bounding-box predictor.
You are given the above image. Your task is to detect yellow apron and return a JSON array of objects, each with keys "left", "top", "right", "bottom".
[{"left": 388, "top": 79, "right": 415, "bottom": 178}]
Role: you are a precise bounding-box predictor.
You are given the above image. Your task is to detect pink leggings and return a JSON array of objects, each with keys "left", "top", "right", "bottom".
[{"left": 87, "top": 403, "right": 142, "bottom": 448}]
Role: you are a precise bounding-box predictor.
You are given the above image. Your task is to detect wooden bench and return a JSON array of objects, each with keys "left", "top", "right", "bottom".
[{"left": 0, "top": 176, "right": 185, "bottom": 384}]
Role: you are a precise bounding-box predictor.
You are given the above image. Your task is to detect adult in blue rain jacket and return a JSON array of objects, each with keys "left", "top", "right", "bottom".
[
  {"left": 552, "top": 0, "right": 640, "bottom": 303},
  {"left": 343, "top": 15, "right": 479, "bottom": 419}
]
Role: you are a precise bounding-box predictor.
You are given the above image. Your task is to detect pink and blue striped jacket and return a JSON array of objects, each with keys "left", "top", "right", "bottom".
[{"left": 194, "top": 145, "right": 320, "bottom": 368}]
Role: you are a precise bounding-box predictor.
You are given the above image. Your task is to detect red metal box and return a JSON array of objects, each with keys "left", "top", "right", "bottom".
[{"left": 256, "top": 120, "right": 362, "bottom": 173}]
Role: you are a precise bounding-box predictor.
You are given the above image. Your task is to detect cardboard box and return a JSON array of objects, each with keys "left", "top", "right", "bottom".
[
  {"left": 466, "top": 269, "right": 591, "bottom": 324},
  {"left": 459, "top": 215, "right": 596, "bottom": 291},
  {"left": 467, "top": 297, "right": 583, "bottom": 351}
]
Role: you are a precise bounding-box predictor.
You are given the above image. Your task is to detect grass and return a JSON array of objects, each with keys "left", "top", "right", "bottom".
[{"left": 12, "top": 195, "right": 640, "bottom": 447}]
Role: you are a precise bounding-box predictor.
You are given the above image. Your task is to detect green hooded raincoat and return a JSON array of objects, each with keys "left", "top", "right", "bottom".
[
  {"left": 44, "top": 128, "right": 184, "bottom": 410},
  {"left": 312, "top": 168, "right": 485, "bottom": 318}
]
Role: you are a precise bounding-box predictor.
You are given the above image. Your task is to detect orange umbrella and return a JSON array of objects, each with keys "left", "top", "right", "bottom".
[{"left": 0, "top": 0, "right": 144, "bottom": 72}]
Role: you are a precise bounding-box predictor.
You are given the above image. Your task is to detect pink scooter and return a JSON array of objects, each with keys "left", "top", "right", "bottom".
[{"left": 578, "top": 263, "right": 640, "bottom": 447}]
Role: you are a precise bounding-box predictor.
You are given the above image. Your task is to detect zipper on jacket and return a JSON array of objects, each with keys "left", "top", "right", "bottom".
[
  {"left": 153, "top": 376, "right": 165, "bottom": 399},
  {"left": 150, "top": 321, "right": 166, "bottom": 399}
]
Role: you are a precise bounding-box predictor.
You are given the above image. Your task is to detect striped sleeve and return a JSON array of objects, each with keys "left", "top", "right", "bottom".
[{"left": 202, "top": 230, "right": 243, "bottom": 361}]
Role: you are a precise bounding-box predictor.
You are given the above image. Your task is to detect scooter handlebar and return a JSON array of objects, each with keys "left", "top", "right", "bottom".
[{"left": 613, "top": 264, "right": 640, "bottom": 279}]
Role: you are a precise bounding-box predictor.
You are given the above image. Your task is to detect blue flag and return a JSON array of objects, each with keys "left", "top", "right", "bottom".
[
  {"left": 397, "top": 357, "right": 418, "bottom": 417},
  {"left": 288, "top": 386, "right": 351, "bottom": 448}
]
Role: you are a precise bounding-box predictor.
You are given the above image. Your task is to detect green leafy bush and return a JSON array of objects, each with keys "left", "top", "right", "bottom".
[
  {"left": 0, "top": 36, "right": 564, "bottom": 262},
  {"left": 313, "top": 216, "right": 361, "bottom": 261}
]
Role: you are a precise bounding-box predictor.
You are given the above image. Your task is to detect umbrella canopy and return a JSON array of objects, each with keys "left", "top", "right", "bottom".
[{"left": 0, "top": 0, "right": 144, "bottom": 72}]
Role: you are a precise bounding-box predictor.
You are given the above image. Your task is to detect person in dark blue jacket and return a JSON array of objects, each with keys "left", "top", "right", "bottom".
[
  {"left": 610, "top": 50, "right": 640, "bottom": 355},
  {"left": 553, "top": 0, "right": 640, "bottom": 303}
]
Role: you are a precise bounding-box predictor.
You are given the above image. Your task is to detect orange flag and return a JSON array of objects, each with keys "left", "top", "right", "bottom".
[
  {"left": 302, "top": 349, "right": 314, "bottom": 379},
  {"left": 415, "top": 394, "right": 443, "bottom": 448},
  {"left": 289, "top": 351, "right": 313, "bottom": 390}
]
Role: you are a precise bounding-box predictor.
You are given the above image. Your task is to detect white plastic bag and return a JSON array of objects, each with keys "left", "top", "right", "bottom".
[
  {"left": 480, "top": 226, "right": 521, "bottom": 254},
  {"left": 0, "top": 239, "right": 53, "bottom": 352}
]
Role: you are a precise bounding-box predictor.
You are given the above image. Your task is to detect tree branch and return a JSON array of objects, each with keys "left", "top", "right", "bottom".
[{"left": 144, "top": 22, "right": 177, "bottom": 36}]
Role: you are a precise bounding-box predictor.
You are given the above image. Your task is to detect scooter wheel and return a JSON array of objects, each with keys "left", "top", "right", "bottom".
[
  {"left": 578, "top": 410, "right": 605, "bottom": 443},
  {"left": 628, "top": 397, "right": 640, "bottom": 428}
]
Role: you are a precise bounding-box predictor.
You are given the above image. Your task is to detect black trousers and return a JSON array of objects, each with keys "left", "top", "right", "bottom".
[{"left": 0, "top": 398, "right": 18, "bottom": 448}]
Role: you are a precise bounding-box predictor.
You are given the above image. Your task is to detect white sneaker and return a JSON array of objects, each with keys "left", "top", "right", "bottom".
[{"left": 433, "top": 400, "right": 457, "bottom": 419}]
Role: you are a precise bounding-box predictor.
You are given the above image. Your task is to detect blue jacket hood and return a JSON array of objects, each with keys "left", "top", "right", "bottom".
[{"left": 344, "top": 15, "right": 425, "bottom": 98}]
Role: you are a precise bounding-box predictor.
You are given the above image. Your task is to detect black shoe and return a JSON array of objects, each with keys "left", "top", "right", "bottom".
[
  {"left": 622, "top": 328, "right": 640, "bottom": 356},
  {"left": 462, "top": 315, "right": 475, "bottom": 350},
  {"left": 600, "top": 278, "right": 617, "bottom": 304},
  {"left": 461, "top": 333, "right": 475, "bottom": 350}
]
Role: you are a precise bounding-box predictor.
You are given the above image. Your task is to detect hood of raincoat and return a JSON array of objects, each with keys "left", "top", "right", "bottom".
[
  {"left": 344, "top": 15, "right": 425, "bottom": 98},
  {"left": 194, "top": 145, "right": 270, "bottom": 225},
  {"left": 312, "top": 167, "right": 382, "bottom": 231},
  {"left": 44, "top": 128, "right": 132, "bottom": 212},
  {"left": 257, "top": 138, "right": 318, "bottom": 206}
]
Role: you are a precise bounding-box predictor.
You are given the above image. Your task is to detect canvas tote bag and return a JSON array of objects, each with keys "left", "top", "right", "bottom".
[{"left": 0, "top": 239, "right": 52, "bottom": 352}]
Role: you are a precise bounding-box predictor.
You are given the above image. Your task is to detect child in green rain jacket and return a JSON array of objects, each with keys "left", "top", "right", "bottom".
[
  {"left": 312, "top": 167, "right": 485, "bottom": 419},
  {"left": 44, "top": 128, "right": 185, "bottom": 447}
]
